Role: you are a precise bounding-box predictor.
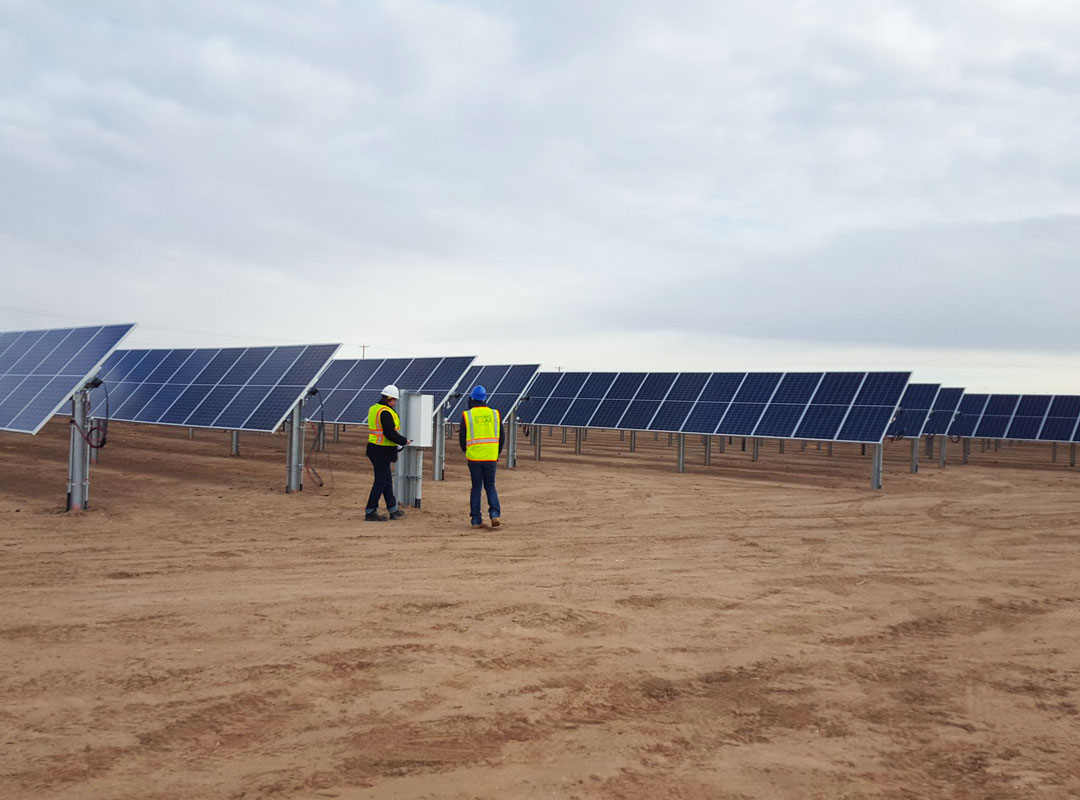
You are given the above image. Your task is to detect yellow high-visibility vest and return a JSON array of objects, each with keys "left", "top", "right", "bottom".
[
  {"left": 368, "top": 403, "right": 400, "bottom": 447},
  {"left": 463, "top": 406, "right": 501, "bottom": 461}
]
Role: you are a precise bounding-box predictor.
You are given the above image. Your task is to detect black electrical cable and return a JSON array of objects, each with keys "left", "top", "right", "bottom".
[
  {"left": 303, "top": 391, "right": 334, "bottom": 493},
  {"left": 70, "top": 380, "right": 110, "bottom": 449}
]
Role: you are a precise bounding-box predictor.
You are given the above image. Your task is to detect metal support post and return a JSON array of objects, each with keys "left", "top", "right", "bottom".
[
  {"left": 89, "top": 417, "right": 100, "bottom": 465},
  {"left": 333, "top": 424, "right": 340, "bottom": 443},
  {"left": 718, "top": 436, "right": 725, "bottom": 454},
  {"left": 620, "top": 430, "right": 625, "bottom": 441},
  {"left": 801, "top": 441, "right": 807, "bottom": 452},
  {"left": 962, "top": 438, "right": 971, "bottom": 465},
  {"left": 779, "top": 440, "right": 785, "bottom": 454},
  {"left": 582, "top": 429, "right": 587, "bottom": 441},
  {"left": 1052, "top": 442, "right": 1058, "bottom": 463},
  {"left": 285, "top": 401, "right": 304, "bottom": 493},
  {"left": 230, "top": 430, "right": 240, "bottom": 457},
  {"left": 994, "top": 439, "right": 1001, "bottom": 452},
  {"left": 752, "top": 437, "right": 760, "bottom": 462},
  {"left": 981, "top": 439, "right": 987, "bottom": 452},
  {"left": 926, "top": 437, "right": 933, "bottom": 458},
  {"left": 704, "top": 436, "right": 712, "bottom": 465},
  {"left": 677, "top": 434, "right": 686, "bottom": 473},
  {"left": 433, "top": 413, "right": 446, "bottom": 480},
  {"left": 629, "top": 430, "right": 637, "bottom": 452},
  {"left": 861, "top": 444, "right": 867, "bottom": 456},
  {"left": 938, "top": 437, "right": 948, "bottom": 468},
  {"left": 1070, "top": 443, "right": 1076, "bottom": 467},
  {"left": 574, "top": 427, "right": 582, "bottom": 454},
  {"left": 562, "top": 427, "right": 567, "bottom": 444},
  {"left": 506, "top": 410, "right": 518, "bottom": 468},
  {"left": 827, "top": 442, "right": 833, "bottom": 457},
  {"left": 741, "top": 438, "right": 746, "bottom": 451},
  {"left": 67, "top": 390, "right": 91, "bottom": 511},
  {"left": 871, "top": 443, "right": 883, "bottom": 490},
  {"left": 315, "top": 422, "right": 326, "bottom": 452},
  {"left": 188, "top": 427, "right": 195, "bottom": 440},
  {"left": 654, "top": 432, "right": 659, "bottom": 440},
  {"left": 668, "top": 433, "right": 673, "bottom": 446},
  {"left": 910, "top": 437, "right": 919, "bottom": 473},
  {"left": 534, "top": 424, "right": 542, "bottom": 461}
]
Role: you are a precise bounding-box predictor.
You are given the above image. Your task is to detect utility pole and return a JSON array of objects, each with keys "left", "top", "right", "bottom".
[{"left": 360, "top": 344, "right": 370, "bottom": 358}]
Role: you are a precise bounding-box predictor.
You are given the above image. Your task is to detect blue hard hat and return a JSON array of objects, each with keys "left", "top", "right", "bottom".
[{"left": 470, "top": 385, "right": 487, "bottom": 402}]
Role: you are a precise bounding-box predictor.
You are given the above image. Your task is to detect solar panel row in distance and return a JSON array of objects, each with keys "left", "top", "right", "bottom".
[
  {"left": 445, "top": 364, "right": 540, "bottom": 420},
  {"left": 98, "top": 344, "right": 340, "bottom": 432},
  {"left": 0, "top": 324, "right": 135, "bottom": 434},
  {"left": 886, "top": 383, "right": 942, "bottom": 439},
  {"left": 305, "top": 356, "right": 475, "bottom": 425},
  {"left": 947, "top": 393, "right": 1080, "bottom": 443},
  {"left": 518, "top": 371, "right": 911, "bottom": 444}
]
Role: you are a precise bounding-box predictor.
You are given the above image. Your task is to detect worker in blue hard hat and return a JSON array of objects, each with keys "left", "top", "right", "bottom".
[
  {"left": 459, "top": 385, "right": 504, "bottom": 529},
  {"left": 365, "top": 384, "right": 411, "bottom": 522}
]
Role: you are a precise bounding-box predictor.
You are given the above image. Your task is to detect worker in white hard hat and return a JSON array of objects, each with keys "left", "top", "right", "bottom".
[{"left": 365, "top": 384, "right": 410, "bottom": 522}]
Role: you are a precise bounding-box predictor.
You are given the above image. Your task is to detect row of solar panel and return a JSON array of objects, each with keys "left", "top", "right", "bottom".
[
  {"left": 516, "top": 371, "right": 911, "bottom": 443},
  {"left": 947, "top": 393, "right": 1080, "bottom": 442},
  {"left": 97, "top": 345, "right": 340, "bottom": 431},
  {"left": 443, "top": 364, "right": 541, "bottom": 420},
  {"left": 887, "top": 385, "right": 964, "bottom": 439},
  {"left": 0, "top": 324, "right": 135, "bottom": 434},
  {"left": 304, "top": 356, "right": 479, "bottom": 425}
]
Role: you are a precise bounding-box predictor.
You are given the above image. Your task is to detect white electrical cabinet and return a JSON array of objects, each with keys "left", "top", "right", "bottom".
[{"left": 401, "top": 393, "right": 434, "bottom": 447}]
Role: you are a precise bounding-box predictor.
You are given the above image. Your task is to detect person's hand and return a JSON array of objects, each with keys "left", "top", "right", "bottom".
[{"left": 407, "top": 440, "right": 413, "bottom": 445}]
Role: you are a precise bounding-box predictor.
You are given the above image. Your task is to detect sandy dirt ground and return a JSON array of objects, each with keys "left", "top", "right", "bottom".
[{"left": 2, "top": 419, "right": 1079, "bottom": 799}]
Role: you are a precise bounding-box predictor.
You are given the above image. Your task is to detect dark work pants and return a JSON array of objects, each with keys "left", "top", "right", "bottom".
[
  {"left": 467, "top": 460, "right": 500, "bottom": 524},
  {"left": 366, "top": 456, "right": 398, "bottom": 514}
]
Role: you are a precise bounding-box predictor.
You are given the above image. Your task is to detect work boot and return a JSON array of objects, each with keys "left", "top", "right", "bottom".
[
  {"left": 490, "top": 518, "right": 501, "bottom": 529},
  {"left": 365, "top": 512, "right": 388, "bottom": 522},
  {"left": 471, "top": 520, "right": 483, "bottom": 529},
  {"left": 389, "top": 509, "right": 406, "bottom": 520}
]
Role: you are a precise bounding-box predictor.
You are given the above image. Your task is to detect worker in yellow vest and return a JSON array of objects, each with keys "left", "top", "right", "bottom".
[
  {"left": 365, "top": 384, "right": 411, "bottom": 522},
  {"left": 459, "top": 385, "right": 504, "bottom": 529}
]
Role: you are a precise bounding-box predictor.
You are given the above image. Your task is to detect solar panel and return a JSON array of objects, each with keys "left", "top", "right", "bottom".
[
  {"left": 98, "top": 344, "right": 340, "bottom": 432},
  {"left": 945, "top": 392, "right": 1080, "bottom": 443},
  {"left": 518, "top": 370, "right": 911, "bottom": 444},
  {"left": 886, "top": 383, "right": 941, "bottom": 439},
  {"left": 445, "top": 363, "right": 541, "bottom": 421},
  {"left": 921, "top": 387, "right": 964, "bottom": 436},
  {"left": 305, "top": 356, "right": 476, "bottom": 424},
  {"left": 0, "top": 324, "right": 135, "bottom": 434}
]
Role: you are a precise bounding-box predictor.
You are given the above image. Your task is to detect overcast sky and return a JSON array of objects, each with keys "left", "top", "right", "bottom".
[{"left": 2, "top": 0, "right": 1078, "bottom": 392}]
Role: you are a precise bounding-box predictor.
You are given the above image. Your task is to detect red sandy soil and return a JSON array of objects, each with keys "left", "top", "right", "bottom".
[{"left": 1, "top": 420, "right": 1079, "bottom": 799}]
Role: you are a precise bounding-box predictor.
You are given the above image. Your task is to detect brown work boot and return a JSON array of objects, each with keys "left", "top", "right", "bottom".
[{"left": 490, "top": 518, "right": 501, "bottom": 529}]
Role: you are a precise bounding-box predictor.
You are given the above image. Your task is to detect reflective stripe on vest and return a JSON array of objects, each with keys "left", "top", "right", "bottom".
[
  {"left": 464, "top": 406, "right": 501, "bottom": 461},
  {"left": 368, "top": 403, "right": 400, "bottom": 447}
]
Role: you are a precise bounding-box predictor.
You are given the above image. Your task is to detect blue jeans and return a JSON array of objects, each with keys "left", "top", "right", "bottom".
[
  {"left": 467, "top": 461, "right": 500, "bottom": 524},
  {"left": 366, "top": 456, "right": 398, "bottom": 515}
]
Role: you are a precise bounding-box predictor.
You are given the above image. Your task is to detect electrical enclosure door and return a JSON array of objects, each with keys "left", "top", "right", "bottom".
[{"left": 402, "top": 393, "right": 434, "bottom": 446}]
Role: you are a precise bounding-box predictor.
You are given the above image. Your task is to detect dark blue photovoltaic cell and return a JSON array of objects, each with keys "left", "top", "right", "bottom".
[
  {"left": 525, "top": 372, "right": 562, "bottom": 400},
  {"left": 933, "top": 388, "right": 964, "bottom": 411},
  {"left": 186, "top": 385, "right": 245, "bottom": 427},
  {"left": 0, "top": 324, "right": 134, "bottom": 434},
  {"left": 114, "top": 383, "right": 162, "bottom": 419},
  {"left": 422, "top": 357, "right": 474, "bottom": 393},
  {"left": 795, "top": 405, "right": 848, "bottom": 440},
  {"left": 1006, "top": 416, "right": 1044, "bottom": 440},
  {"left": 1048, "top": 396, "right": 1080, "bottom": 418},
  {"left": 487, "top": 393, "right": 520, "bottom": 417},
  {"left": 634, "top": 373, "right": 677, "bottom": 401},
  {"left": 145, "top": 350, "right": 196, "bottom": 384},
  {"left": 697, "top": 373, "right": 744, "bottom": 403},
  {"left": 983, "top": 395, "right": 1020, "bottom": 416},
  {"left": 887, "top": 384, "right": 940, "bottom": 438},
  {"left": 312, "top": 359, "right": 354, "bottom": 390},
  {"left": 168, "top": 350, "right": 216, "bottom": 384},
  {"left": 281, "top": 345, "right": 339, "bottom": 386},
  {"left": 812, "top": 373, "right": 863, "bottom": 405},
  {"left": 365, "top": 359, "right": 409, "bottom": 391},
  {"left": 213, "top": 387, "right": 272, "bottom": 429},
  {"left": 665, "top": 373, "right": 709, "bottom": 402},
  {"left": 587, "top": 398, "right": 631, "bottom": 428},
  {"left": 219, "top": 349, "right": 271, "bottom": 385},
  {"left": 576, "top": 372, "right": 617, "bottom": 399},
  {"left": 337, "top": 360, "right": 381, "bottom": 391},
  {"left": 1014, "top": 395, "right": 1052, "bottom": 417},
  {"left": 681, "top": 402, "right": 729, "bottom": 434},
  {"left": 771, "top": 373, "right": 823, "bottom": 405},
  {"left": 900, "top": 384, "right": 940, "bottom": 410},
  {"left": 473, "top": 365, "right": 511, "bottom": 392},
  {"left": 716, "top": 403, "right": 766, "bottom": 435},
  {"left": 854, "top": 373, "right": 909, "bottom": 406},
  {"left": 498, "top": 364, "right": 539, "bottom": 395},
  {"left": 534, "top": 396, "right": 573, "bottom": 426},
  {"left": 99, "top": 350, "right": 140, "bottom": 382},
  {"left": 127, "top": 351, "right": 171, "bottom": 383},
  {"left": 618, "top": 400, "right": 661, "bottom": 430},
  {"left": 948, "top": 395, "right": 990, "bottom": 437},
  {"left": 158, "top": 386, "right": 207, "bottom": 425},
  {"left": 836, "top": 406, "right": 895, "bottom": 443},
  {"left": 194, "top": 349, "right": 244, "bottom": 384},
  {"left": 443, "top": 366, "right": 481, "bottom": 420},
  {"left": 394, "top": 358, "right": 442, "bottom": 391},
  {"left": 753, "top": 404, "right": 805, "bottom": 438},
  {"left": 134, "top": 384, "right": 186, "bottom": 422},
  {"left": 733, "top": 373, "right": 781, "bottom": 403},
  {"left": 242, "top": 387, "right": 303, "bottom": 431},
  {"left": 975, "top": 415, "right": 1013, "bottom": 438},
  {"left": 339, "top": 391, "right": 381, "bottom": 425},
  {"left": 922, "top": 388, "right": 964, "bottom": 436},
  {"left": 1040, "top": 417, "right": 1079, "bottom": 442},
  {"left": 550, "top": 372, "right": 589, "bottom": 398},
  {"left": 561, "top": 398, "right": 600, "bottom": 427},
  {"left": 606, "top": 373, "right": 647, "bottom": 400},
  {"left": 311, "top": 389, "right": 354, "bottom": 421},
  {"left": 647, "top": 401, "right": 693, "bottom": 432}
]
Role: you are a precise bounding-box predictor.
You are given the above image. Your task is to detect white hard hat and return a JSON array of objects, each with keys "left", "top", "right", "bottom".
[{"left": 381, "top": 384, "right": 400, "bottom": 399}]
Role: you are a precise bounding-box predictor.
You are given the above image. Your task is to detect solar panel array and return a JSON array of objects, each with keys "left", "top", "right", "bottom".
[
  {"left": 918, "top": 387, "right": 965, "bottom": 436},
  {"left": 518, "top": 371, "right": 912, "bottom": 444},
  {"left": 304, "top": 356, "right": 476, "bottom": 424},
  {"left": 0, "top": 324, "right": 135, "bottom": 434},
  {"left": 445, "top": 364, "right": 540, "bottom": 420},
  {"left": 947, "top": 393, "right": 1080, "bottom": 442},
  {"left": 98, "top": 344, "right": 340, "bottom": 432}
]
